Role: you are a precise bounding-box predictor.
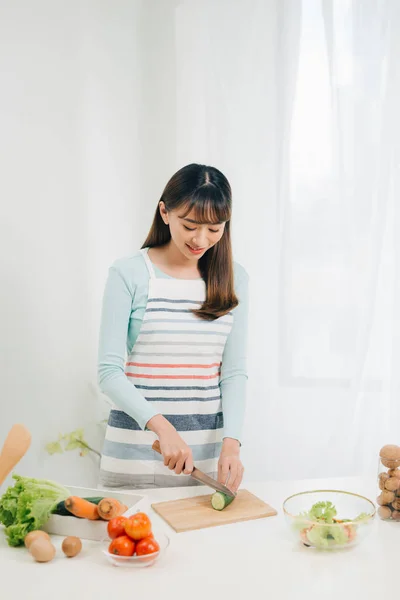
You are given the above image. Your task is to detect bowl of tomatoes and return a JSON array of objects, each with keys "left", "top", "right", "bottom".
[{"left": 101, "top": 511, "right": 169, "bottom": 568}]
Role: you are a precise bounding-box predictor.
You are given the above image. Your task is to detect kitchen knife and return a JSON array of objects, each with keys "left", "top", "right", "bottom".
[{"left": 152, "top": 440, "right": 236, "bottom": 499}]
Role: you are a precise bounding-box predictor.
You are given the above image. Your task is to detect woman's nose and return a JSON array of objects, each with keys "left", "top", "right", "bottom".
[{"left": 192, "top": 235, "right": 205, "bottom": 247}]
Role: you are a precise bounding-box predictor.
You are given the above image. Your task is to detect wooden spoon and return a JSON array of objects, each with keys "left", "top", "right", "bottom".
[{"left": 0, "top": 424, "right": 31, "bottom": 487}]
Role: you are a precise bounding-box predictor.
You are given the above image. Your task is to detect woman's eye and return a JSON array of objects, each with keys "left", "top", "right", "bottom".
[
  {"left": 184, "top": 225, "right": 196, "bottom": 231},
  {"left": 209, "top": 229, "right": 220, "bottom": 234}
]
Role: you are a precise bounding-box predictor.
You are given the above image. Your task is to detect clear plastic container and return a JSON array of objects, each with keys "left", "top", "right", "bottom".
[{"left": 377, "top": 445, "right": 400, "bottom": 521}]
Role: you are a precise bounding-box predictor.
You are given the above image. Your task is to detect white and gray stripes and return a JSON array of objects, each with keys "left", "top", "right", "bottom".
[{"left": 99, "top": 248, "right": 233, "bottom": 489}]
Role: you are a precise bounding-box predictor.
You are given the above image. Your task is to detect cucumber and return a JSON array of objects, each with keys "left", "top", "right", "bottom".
[
  {"left": 211, "top": 492, "right": 235, "bottom": 511},
  {"left": 52, "top": 496, "right": 105, "bottom": 517}
]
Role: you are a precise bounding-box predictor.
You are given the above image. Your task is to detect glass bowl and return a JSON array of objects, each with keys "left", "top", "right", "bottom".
[
  {"left": 283, "top": 490, "right": 375, "bottom": 550},
  {"left": 101, "top": 532, "right": 170, "bottom": 568}
]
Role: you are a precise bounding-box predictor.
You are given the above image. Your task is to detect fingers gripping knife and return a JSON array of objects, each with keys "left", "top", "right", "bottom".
[{"left": 152, "top": 440, "right": 236, "bottom": 499}]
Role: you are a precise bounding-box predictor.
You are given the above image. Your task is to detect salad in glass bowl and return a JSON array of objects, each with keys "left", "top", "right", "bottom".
[{"left": 283, "top": 490, "right": 375, "bottom": 550}]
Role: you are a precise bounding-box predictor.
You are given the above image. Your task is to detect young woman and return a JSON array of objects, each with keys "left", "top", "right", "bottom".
[{"left": 97, "top": 163, "right": 249, "bottom": 493}]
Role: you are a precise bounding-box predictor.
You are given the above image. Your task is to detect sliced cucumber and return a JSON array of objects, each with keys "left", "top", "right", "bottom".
[{"left": 211, "top": 492, "right": 235, "bottom": 511}]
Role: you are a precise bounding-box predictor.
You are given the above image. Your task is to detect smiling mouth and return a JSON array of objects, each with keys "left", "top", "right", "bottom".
[{"left": 186, "top": 244, "right": 206, "bottom": 253}]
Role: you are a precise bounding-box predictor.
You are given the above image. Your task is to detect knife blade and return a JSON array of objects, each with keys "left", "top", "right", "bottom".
[{"left": 152, "top": 440, "right": 236, "bottom": 499}]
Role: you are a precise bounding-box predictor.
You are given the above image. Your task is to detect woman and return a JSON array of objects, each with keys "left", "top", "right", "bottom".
[{"left": 98, "top": 163, "right": 249, "bottom": 493}]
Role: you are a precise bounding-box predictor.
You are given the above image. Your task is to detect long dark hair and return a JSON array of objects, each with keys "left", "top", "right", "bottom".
[{"left": 142, "top": 163, "right": 238, "bottom": 321}]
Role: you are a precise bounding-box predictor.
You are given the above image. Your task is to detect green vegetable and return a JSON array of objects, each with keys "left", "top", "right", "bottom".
[
  {"left": 294, "top": 501, "right": 367, "bottom": 549},
  {"left": 0, "top": 474, "right": 70, "bottom": 546},
  {"left": 52, "top": 496, "right": 105, "bottom": 517},
  {"left": 306, "top": 523, "right": 349, "bottom": 548},
  {"left": 211, "top": 492, "right": 235, "bottom": 510},
  {"left": 308, "top": 501, "right": 337, "bottom": 523}
]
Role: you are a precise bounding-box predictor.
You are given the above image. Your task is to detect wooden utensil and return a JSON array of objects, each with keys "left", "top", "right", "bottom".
[
  {"left": 152, "top": 489, "right": 277, "bottom": 533},
  {"left": 0, "top": 424, "right": 31, "bottom": 487}
]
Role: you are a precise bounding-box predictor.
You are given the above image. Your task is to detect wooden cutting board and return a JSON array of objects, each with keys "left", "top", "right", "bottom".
[{"left": 151, "top": 489, "right": 277, "bottom": 533}]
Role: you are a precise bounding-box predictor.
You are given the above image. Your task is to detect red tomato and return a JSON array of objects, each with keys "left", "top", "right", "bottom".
[
  {"left": 108, "top": 535, "right": 135, "bottom": 556},
  {"left": 135, "top": 536, "right": 160, "bottom": 556},
  {"left": 124, "top": 512, "right": 152, "bottom": 541},
  {"left": 107, "top": 516, "right": 128, "bottom": 540}
]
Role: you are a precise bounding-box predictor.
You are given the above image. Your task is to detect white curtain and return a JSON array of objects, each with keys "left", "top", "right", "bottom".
[{"left": 2, "top": 0, "right": 399, "bottom": 486}]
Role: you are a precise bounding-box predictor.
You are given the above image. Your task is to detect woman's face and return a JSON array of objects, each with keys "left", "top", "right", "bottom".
[{"left": 160, "top": 202, "right": 226, "bottom": 260}]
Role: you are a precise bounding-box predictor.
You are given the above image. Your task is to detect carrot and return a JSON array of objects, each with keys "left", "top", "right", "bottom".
[
  {"left": 97, "top": 498, "right": 128, "bottom": 521},
  {"left": 64, "top": 496, "right": 100, "bottom": 520}
]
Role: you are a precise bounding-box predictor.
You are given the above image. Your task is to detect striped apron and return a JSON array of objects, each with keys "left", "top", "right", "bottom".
[{"left": 99, "top": 248, "right": 233, "bottom": 488}]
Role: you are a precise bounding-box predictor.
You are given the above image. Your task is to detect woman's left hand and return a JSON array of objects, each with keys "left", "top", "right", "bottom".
[{"left": 218, "top": 438, "right": 244, "bottom": 494}]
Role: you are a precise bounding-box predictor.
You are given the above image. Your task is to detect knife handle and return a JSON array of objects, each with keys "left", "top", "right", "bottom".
[{"left": 152, "top": 440, "right": 162, "bottom": 455}]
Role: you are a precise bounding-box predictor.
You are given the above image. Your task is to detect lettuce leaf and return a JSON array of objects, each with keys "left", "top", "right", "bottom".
[{"left": 0, "top": 474, "right": 70, "bottom": 546}]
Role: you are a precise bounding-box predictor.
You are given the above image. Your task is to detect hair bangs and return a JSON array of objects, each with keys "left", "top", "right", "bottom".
[{"left": 180, "top": 186, "right": 231, "bottom": 225}]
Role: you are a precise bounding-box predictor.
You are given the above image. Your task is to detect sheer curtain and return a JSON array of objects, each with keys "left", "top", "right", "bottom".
[
  {"left": 273, "top": 0, "right": 400, "bottom": 479},
  {"left": 172, "top": 0, "right": 400, "bottom": 481},
  {"left": 2, "top": 0, "right": 398, "bottom": 486}
]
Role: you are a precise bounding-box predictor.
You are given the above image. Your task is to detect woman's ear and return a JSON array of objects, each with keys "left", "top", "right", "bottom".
[{"left": 159, "top": 201, "right": 169, "bottom": 225}]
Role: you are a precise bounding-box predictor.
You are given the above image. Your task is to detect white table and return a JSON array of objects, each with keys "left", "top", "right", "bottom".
[{"left": 0, "top": 476, "right": 394, "bottom": 600}]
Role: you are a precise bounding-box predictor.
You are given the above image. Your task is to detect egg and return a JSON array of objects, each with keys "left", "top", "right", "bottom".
[
  {"left": 62, "top": 536, "right": 82, "bottom": 558},
  {"left": 392, "top": 511, "right": 400, "bottom": 521},
  {"left": 29, "top": 538, "right": 56, "bottom": 563},
  {"left": 24, "top": 530, "right": 51, "bottom": 549}
]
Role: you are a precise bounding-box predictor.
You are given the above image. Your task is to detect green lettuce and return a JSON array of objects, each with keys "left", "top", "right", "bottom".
[
  {"left": 306, "top": 523, "right": 349, "bottom": 548},
  {"left": 308, "top": 501, "right": 337, "bottom": 523},
  {"left": 0, "top": 474, "right": 70, "bottom": 546},
  {"left": 293, "top": 501, "right": 368, "bottom": 548}
]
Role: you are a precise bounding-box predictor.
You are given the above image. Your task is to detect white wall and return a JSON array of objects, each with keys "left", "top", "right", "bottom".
[
  {"left": 0, "top": 0, "right": 184, "bottom": 489},
  {"left": 1, "top": 1, "right": 398, "bottom": 492}
]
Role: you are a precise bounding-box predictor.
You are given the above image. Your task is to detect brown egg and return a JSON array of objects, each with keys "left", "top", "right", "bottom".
[
  {"left": 29, "top": 538, "right": 56, "bottom": 563},
  {"left": 377, "top": 490, "right": 395, "bottom": 505},
  {"left": 392, "top": 511, "right": 400, "bottom": 521},
  {"left": 24, "top": 530, "right": 51, "bottom": 549},
  {"left": 385, "top": 477, "right": 400, "bottom": 492},
  {"left": 378, "top": 506, "right": 392, "bottom": 520},
  {"left": 62, "top": 536, "right": 82, "bottom": 558},
  {"left": 379, "top": 472, "right": 390, "bottom": 490}
]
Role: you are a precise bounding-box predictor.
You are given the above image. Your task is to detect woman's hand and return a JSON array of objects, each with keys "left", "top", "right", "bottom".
[
  {"left": 218, "top": 438, "right": 244, "bottom": 494},
  {"left": 146, "top": 415, "right": 194, "bottom": 475}
]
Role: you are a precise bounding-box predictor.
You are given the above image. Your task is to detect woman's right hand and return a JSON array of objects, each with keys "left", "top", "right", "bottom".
[
  {"left": 146, "top": 415, "right": 194, "bottom": 475},
  {"left": 159, "top": 431, "right": 194, "bottom": 475}
]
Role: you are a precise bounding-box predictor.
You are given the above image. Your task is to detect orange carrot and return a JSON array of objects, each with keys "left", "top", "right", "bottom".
[
  {"left": 64, "top": 496, "right": 100, "bottom": 520},
  {"left": 97, "top": 498, "right": 128, "bottom": 521}
]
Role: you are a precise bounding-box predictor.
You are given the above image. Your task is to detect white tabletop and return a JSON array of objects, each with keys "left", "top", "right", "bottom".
[{"left": 0, "top": 476, "right": 393, "bottom": 600}]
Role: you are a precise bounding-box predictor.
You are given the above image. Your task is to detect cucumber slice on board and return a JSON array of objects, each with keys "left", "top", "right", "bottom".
[{"left": 211, "top": 492, "right": 235, "bottom": 511}]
